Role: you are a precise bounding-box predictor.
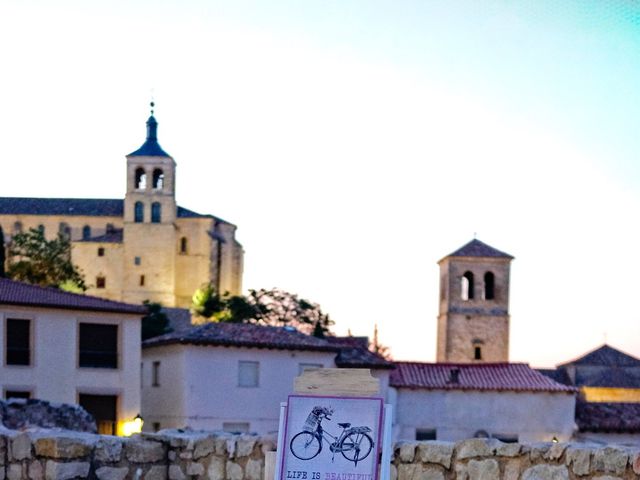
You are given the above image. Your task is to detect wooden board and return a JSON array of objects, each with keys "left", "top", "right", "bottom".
[{"left": 293, "top": 368, "right": 380, "bottom": 396}]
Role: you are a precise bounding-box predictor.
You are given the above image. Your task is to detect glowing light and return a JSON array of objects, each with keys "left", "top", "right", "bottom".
[{"left": 123, "top": 414, "right": 144, "bottom": 436}]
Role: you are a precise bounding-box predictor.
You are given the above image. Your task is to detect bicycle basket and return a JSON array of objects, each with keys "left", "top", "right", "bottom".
[
  {"left": 303, "top": 411, "right": 320, "bottom": 432},
  {"left": 347, "top": 426, "right": 371, "bottom": 434}
]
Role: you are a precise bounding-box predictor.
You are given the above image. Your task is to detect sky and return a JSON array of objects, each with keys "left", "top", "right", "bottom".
[{"left": 1, "top": 0, "right": 639, "bottom": 367}]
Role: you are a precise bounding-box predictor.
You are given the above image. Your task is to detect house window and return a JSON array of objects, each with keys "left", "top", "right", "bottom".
[
  {"left": 238, "top": 361, "right": 259, "bottom": 387},
  {"left": 79, "top": 323, "right": 118, "bottom": 369},
  {"left": 461, "top": 271, "right": 474, "bottom": 300},
  {"left": 140, "top": 275, "right": 145, "bottom": 286},
  {"left": 151, "top": 202, "right": 161, "bottom": 223},
  {"left": 135, "top": 167, "right": 147, "bottom": 190},
  {"left": 6, "top": 319, "right": 30, "bottom": 366},
  {"left": 82, "top": 225, "right": 92, "bottom": 240},
  {"left": 180, "top": 237, "right": 188, "bottom": 254},
  {"left": 474, "top": 346, "right": 482, "bottom": 360},
  {"left": 96, "top": 276, "right": 106, "bottom": 288},
  {"left": 5, "top": 390, "right": 31, "bottom": 400},
  {"left": 97, "top": 248, "right": 105, "bottom": 257},
  {"left": 134, "top": 202, "right": 144, "bottom": 223},
  {"left": 223, "top": 422, "right": 250, "bottom": 434},
  {"left": 152, "top": 422, "right": 161, "bottom": 432},
  {"left": 484, "top": 272, "right": 495, "bottom": 300},
  {"left": 298, "top": 363, "right": 323, "bottom": 375},
  {"left": 134, "top": 256, "right": 141, "bottom": 265},
  {"left": 152, "top": 361, "right": 160, "bottom": 387},
  {"left": 79, "top": 394, "right": 117, "bottom": 435},
  {"left": 152, "top": 168, "right": 164, "bottom": 189},
  {"left": 416, "top": 429, "right": 437, "bottom": 441}
]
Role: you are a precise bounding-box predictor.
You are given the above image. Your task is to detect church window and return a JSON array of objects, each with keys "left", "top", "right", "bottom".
[
  {"left": 13, "top": 222, "right": 22, "bottom": 234},
  {"left": 37, "top": 225, "right": 45, "bottom": 235},
  {"left": 151, "top": 203, "right": 161, "bottom": 223},
  {"left": 139, "top": 275, "right": 145, "bottom": 286},
  {"left": 97, "top": 248, "right": 105, "bottom": 257},
  {"left": 474, "top": 346, "right": 482, "bottom": 360},
  {"left": 461, "top": 271, "right": 474, "bottom": 300},
  {"left": 96, "top": 276, "right": 106, "bottom": 288},
  {"left": 134, "top": 202, "right": 144, "bottom": 223},
  {"left": 484, "top": 272, "right": 495, "bottom": 300},
  {"left": 135, "top": 168, "right": 147, "bottom": 190},
  {"left": 82, "top": 225, "right": 91, "bottom": 240},
  {"left": 152, "top": 169, "right": 164, "bottom": 189},
  {"left": 134, "top": 256, "right": 141, "bottom": 265},
  {"left": 180, "top": 237, "right": 188, "bottom": 254},
  {"left": 59, "top": 223, "right": 71, "bottom": 240}
]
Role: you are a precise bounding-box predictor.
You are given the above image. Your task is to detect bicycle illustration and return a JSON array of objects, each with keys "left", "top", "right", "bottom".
[{"left": 289, "top": 406, "right": 374, "bottom": 467}]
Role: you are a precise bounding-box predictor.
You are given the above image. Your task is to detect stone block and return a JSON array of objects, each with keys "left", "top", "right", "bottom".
[
  {"left": 7, "top": 464, "right": 23, "bottom": 480},
  {"left": 592, "top": 447, "right": 629, "bottom": 476},
  {"left": 187, "top": 462, "right": 205, "bottom": 476},
  {"left": 495, "top": 442, "right": 521, "bottom": 458},
  {"left": 528, "top": 443, "right": 552, "bottom": 462},
  {"left": 44, "top": 461, "right": 90, "bottom": 480},
  {"left": 96, "top": 466, "right": 129, "bottom": 480},
  {"left": 456, "top": 439, "right": 495, "bottom": 460},
  {"left": 398, "top": 443, "right": 416, "bottom": 463},
  {"left": 207, "top": 457, "right": 225, "bottom": 480},
  {"left": 126, "top": 440, "right": 165, "bottom": 463},
  {"left": 522, "top": 465, "right": 568, "bottom": 480},
  {"left": 221, "top": 438, "right": 234, "bottom": 457},
  {"left": 592, "top": 477, "right": 623, "bottom": 480},
  {"left": 226, "top": 461, "right": 244, "bottom": 480},
  {"left": 467, "top": 459, "right": 499, "bottom": 480},
  {"left": 633, "top": 452, "right": 640, "bottom": 475},
  {"left": 503, "top": 459, "right": 521, "bottom": 480},
  {"left": 390, "top": 464, "right": 397, "bottom": 480},
  {"left": 565, "top": 446, "right": 591, "bottom": 476},
  {"left": 543, "top": 443, "right": 567, "bottom": 461},
  {"left": 417, "top": 442, "right": 454, "bottom": 468},
  {"left": 168, "top": 465, "right": 185, "bottom": 480},
  {"left": 398, "top": 464, "right": 443, "bottom": 480},
  {"left": 10, "top": 433, "right": 31, "bottom": 461},
  {"left": 245, "top": 459, "right": 262, "bottom": 480},
  {"left": 236, "top": 437, "right": 257, "bottom": 458},
  {"left": 28, "top": 460, "right": 44, "bottom": 480},
  {"left": 193, "top": 438, "right": 215, "bottom": 459},
  {"left": 259, "top": 436, "right": 277, "bottom": 455},
  {"left": 144, "top": 466, "right": 168, "bottom": 480},
  {"left": 178, "top": 451, "right": 193, "bottom": 460},
  {"left": 95, "top": 438, "right": 124, "bottom": 463},
  {"left": 34, "top": 436, "right": 93, "bottom": 459}
]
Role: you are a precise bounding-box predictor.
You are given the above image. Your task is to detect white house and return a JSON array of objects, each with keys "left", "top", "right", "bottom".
[
  {"left": 0, "top": 278, "right": 144, "bottom": 435},
  {"left": 391, "top": 362, "right": 577, "bottom": 442},
  {"left": 141, "top": 322, "right": 393, "bottom": 434}
]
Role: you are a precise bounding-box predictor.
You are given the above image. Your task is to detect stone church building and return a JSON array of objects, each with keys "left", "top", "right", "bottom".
[{"left": 0, "top": 111, "right": 243, "bottom": 308}]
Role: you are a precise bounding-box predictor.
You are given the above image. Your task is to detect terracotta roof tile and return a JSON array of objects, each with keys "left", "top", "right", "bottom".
[
  {"left": 391, "top": 362, "right": 576, "bottom": 393},
  {"left": 0, "top": 278, "right": 145, "bottom": 314}
]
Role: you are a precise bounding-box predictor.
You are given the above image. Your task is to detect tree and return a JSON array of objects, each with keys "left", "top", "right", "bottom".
[
  {"left": 370, "top": 323, "right": 393, "bottom": 360},
  {"left": 141, "top": 302, "right": 172, "bottom": 340},
  {"left": 6, "top": 228, "right": 86, "bottom": 290},
  {"left": 191, "top": 286, "right": 334, "bottom": 337}
]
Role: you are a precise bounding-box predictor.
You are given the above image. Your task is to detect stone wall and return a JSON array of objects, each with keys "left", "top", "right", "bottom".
[
  {"left": 0, "top": 399, "right": 96, "bottom": 433},
  {"left": 0, "top": 429, "right": 637, "bottom": 480}
]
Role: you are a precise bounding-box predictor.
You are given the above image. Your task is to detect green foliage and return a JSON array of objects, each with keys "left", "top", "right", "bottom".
[
  {"left": 141, "top": 301, "right": 172, "bottom": 340},
  {"left": 6, "top": 228, "right": 85, "bottom": 289},
  {"left": 191, "top": 286, "right": 334, "bottom": 337}
]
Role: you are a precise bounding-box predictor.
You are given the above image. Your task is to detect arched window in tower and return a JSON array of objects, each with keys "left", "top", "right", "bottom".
[
  {"left": 152, "top": 169, "right": 165, "bottom": 189},
  {"left": 134, "top": 202, "right": 144, "bottom": 223},
  {"left": 82, "top": 225, "right": 91, "bottom": 240},
  {"left": 461, "top": 271, "right": 474, "bottom": 300},
  {"left": 151, "top": 202, "right": 161, "bottom": 223},
  {"left": 484, "top": 272, "right": 495, "bottom": 300},
  {"left": 135, "top": 168, "right": 147, "bottom": 190},
  {"left": 13, "top": 222, "right": 22, "bottom": 234},
  {"left": 59, "top": 223, "right": 71, "bottom": 240},
  {"left": 180, "top": 237, "right": 188, "bottom": 254}
]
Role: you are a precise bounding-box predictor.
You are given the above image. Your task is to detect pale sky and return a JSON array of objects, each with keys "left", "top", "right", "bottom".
[{"left": 1, "top": 0, "right": 639, "bottom": 367}]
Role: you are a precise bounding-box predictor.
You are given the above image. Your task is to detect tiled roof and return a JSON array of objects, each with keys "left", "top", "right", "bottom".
[
  {"left": 0, "top": 198, "right": 230, "bottom": 223},
  {"left": 325, "top": 336, "right": 395, "bottom": 370},
  {"left": 575, "top": 368, "right": 640, "bottom": 389},
  {"left": 0, "top": 278, "right": 145, "bottom": 314},
  {"left": 77, "top": 229, "right": 123, "bottom": 243},
  {"left": 560, "top": 344, "right": 640, "bottom": 368},
  {"left": 442, "top": 239, "right": 514, "bottom": 260},
  {"left": 128, "top": 115, "right": 172, "bottom": 157},
  {"left": 576, "top": 401, "right": 640, "bottom": 433},
  {"left": 143, "top": 322, "right": 338, "bottom": 353},
  {"left": 391, "top": 362, "right": 576, "bottom": 393}
]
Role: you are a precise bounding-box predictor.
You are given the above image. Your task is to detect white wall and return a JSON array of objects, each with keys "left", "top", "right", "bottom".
[
  {"left": 142, "top": 344, "right": 336, "bottom": 434},
  {"left": 394, "top": 388, "right": 576, "bottom": 442},
  {"left": 0, "top": 305, "right": 141, "bottom": 433}
]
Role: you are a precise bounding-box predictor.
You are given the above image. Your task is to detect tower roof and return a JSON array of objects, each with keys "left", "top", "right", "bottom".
[
  {"left": 441, "top": 239, "right": 514, "bottom": 261},
  {"left": 128, "top": 113, "right": 172, "bottom": 157}
]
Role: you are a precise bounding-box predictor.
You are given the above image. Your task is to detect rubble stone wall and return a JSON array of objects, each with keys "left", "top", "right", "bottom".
[{"left": 0, "top": 429, "right": 637, "bottom": 480}]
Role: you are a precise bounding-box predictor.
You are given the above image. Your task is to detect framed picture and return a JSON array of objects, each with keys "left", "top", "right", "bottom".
[{"left": 279, "top": 395, "right": 384, "bottom": 480}]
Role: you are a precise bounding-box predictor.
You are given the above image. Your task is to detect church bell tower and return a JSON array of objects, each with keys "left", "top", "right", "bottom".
[{"left": 436, "top": 239, "right": 514, "bottom": 363}]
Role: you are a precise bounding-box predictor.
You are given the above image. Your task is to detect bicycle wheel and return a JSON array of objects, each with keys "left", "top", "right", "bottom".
[
  {"left": 340, "top": 432, "right": 373, "bottom": 465},
  {"left": 290, "top": 432, "right": 322, "bottom": 460}
]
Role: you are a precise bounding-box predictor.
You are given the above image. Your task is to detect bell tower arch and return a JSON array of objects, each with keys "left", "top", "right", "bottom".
[{"left": 436, "top": 239, "right": 514, "bottom": 363}]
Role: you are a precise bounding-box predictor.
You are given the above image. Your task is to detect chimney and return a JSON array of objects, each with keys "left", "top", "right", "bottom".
[{"left": 448, "top": 368, "right": 460, "bottom": 384}]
